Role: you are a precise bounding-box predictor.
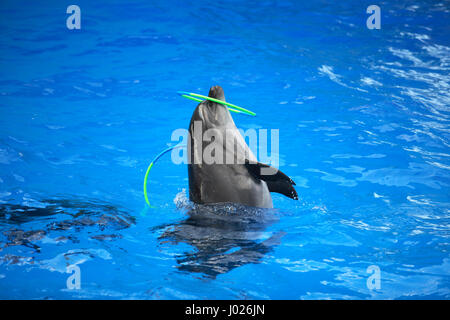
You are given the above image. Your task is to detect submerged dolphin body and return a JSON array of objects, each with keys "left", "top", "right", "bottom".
[
  {"left": 187, "top": 86, "right": 297, "bottom": 208},
  {"left": 158, "top": 203, "right": 284, "bottom": 278}
]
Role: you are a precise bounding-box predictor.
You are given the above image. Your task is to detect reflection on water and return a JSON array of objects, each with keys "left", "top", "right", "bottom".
[
  {"left": 156, "top": 203, "right": 285, "bottom": 278},
  {"left": 0, "top": 199, "right": 134, "bottom": 256},
  {"left": 1, "top": 197, "right": 285, "bottom": 281}
]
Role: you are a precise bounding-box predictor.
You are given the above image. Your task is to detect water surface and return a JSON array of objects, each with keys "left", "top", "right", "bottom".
[{"left": 0, "top": 0, "right": 449, "bottom": 299}]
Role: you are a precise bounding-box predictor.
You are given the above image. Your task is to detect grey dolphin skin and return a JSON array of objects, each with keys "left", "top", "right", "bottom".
[{"left": 187, "top": 85, "right": 297, "bottom": 208}]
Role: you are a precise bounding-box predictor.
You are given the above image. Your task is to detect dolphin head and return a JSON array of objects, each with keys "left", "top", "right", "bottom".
[{"left": 202, "top": 85, "right": 233, "bottom": 126}]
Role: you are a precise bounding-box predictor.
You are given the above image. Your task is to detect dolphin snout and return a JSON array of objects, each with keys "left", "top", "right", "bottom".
[{"left": 208, "top": 85, "right": 225, "bottom": 101}]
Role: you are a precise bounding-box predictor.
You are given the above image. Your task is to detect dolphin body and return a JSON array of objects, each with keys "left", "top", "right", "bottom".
[{"left": 187, "top": 86, "right": 297, "bottom": 208}]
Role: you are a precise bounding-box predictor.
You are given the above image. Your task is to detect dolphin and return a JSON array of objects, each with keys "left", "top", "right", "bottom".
[{"left": 187, "top": 85, "right": 297, "bottom": 208}]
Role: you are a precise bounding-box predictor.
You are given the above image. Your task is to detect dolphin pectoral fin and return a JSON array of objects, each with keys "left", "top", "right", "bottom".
[
  {"left": 244, "top": 161, "right": 298, "bottom": 200},
  {"left": 265, "top": 179, "right": 298, "bottom": 200}
]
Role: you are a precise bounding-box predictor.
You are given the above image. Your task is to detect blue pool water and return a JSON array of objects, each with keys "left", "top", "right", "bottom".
[{"left": 0, "top": 0, "right": 449, "bottom": 299}]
